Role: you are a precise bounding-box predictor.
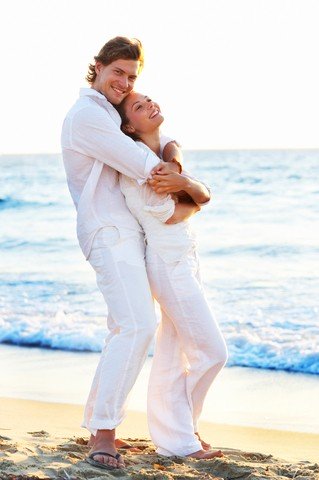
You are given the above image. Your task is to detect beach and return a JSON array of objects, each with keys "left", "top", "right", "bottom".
[
  {"left": 1, "top": 344, "right": 319, "bottom": 478},
  {"left": 1, "top": 397, "right": 318, "bottom": 479}
]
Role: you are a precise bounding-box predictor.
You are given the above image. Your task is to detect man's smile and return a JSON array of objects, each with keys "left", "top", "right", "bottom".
[{"left": 112, "top": 86, "right": 126, "bottom": 95}]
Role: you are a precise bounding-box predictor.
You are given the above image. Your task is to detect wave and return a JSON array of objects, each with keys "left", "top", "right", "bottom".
[
  {"left": 226, "top": 327, "right": 319, "bottom": 374},
  {"left": 0, "top": 311, "right": 104, "bottom": 352},
  {"left": 1, "top": 311, "right": 318, "bottom": 375},
  {"left": 0, "top": 196, "right": 59, "bottom": 211},
  {"left": 208, "top": 244, "right": 319, "bottom": 257},
  {"left": 0, "top": 238, "right": 74, "bottom": 250}
]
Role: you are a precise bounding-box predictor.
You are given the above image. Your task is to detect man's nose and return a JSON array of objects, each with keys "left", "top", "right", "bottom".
[{"left": 119, "top": 76, "right": 129, "bottom": 89}]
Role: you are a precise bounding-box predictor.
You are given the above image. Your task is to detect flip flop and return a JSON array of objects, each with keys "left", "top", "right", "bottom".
[{"left": 86, "top": 451, "right": 122, "bottom": 470}]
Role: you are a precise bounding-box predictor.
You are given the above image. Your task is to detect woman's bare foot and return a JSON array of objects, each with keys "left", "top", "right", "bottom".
[
  {"left": 195, "top": 432, "right": 212, "bottom": 451},
  {"left": 187, "top": 449, "right": 223, "bottom": 459},
  {"left": 87, "top": 434, "right": 95, "bottom": 448},
  {"left": 88, "top": 429, "right": 125, "bottom": 469},
  {"left": 88, "top": 434, "right": 140, "bottom": 452}
]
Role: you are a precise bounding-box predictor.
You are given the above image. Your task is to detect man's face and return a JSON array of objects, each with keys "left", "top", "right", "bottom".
[{"left": 94, "top": 59, "right": 139, "bottom": 105}]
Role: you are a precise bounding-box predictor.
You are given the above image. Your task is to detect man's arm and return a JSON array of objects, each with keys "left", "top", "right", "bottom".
[{"left": 69, "top": 106, "right": 160, "bottom": 182}]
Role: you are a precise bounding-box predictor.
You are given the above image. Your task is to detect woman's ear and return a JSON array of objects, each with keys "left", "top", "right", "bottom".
[{"left": 122, "top": 123, "right": 135, "bottom": 134}]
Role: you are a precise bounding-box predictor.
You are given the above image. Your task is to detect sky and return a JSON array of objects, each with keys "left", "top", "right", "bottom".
[{"left": 1, "top": 0, "right": 319, "bottom": 153}]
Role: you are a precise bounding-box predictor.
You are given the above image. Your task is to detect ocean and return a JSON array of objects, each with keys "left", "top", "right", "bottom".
[{"left": 1, "top": 150, "right": 318, "bottom": 375}]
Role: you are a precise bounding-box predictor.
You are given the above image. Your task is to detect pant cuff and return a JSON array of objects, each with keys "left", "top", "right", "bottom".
[
  {"left": 81, "top": 421, "right": 97, "bottom": 436},
  {"left": 87, "top": 417, "right": 122, "bottom": 432},
  {"left": 156, "top": 440, "right": 202, "bottom": 457}
]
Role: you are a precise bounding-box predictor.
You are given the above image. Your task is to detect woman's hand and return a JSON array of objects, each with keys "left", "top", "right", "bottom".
[
  {"left": 150, "top": 160, "right": 181, "bottom": 176},
  {"left": 148, "top": 172, "right": 189, "bottom": 194}
]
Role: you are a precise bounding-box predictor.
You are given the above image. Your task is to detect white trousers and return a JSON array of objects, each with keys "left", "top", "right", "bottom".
[
  {"left": 82, "top": 227, "right": 157, "bottom": 434},
  {"left": 146, "top": 246, "right": 228, "bottom": 456}
]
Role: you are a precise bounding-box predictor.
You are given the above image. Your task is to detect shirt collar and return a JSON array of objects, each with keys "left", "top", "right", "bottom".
[
  {"left": 79, "top": 87, "right": 110, "bottom": 104},
  {"left": 79, "top": 88, "right": 121, "bottom": 125}
]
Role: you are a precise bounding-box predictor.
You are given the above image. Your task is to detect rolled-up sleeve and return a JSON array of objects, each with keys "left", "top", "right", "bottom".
[{"left": 71, "top": 105, "right": 159, "bottom": 182}]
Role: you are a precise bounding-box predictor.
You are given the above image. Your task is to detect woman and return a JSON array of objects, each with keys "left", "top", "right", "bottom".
[{"left": 116, "top": 92, "right": 228, "bottom": 458}]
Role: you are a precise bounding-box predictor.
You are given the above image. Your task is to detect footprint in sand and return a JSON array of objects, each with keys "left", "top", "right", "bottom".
[
  {"left": 241, "top": 452, "right": 274, "bottom": 462},
  {"left": 0, "top": 435, "right": 17, "bottom": 454},
  {"left": 27, "top": 430, "right": 50, "bottom": 438}
]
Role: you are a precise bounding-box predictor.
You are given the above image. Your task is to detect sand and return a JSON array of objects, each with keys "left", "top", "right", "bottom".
[{"left": 0, "top": 397, "right": 318, "bottom": 479}]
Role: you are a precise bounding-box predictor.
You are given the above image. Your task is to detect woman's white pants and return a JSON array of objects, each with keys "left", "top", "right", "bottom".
[
  {"left": 82, "top": 227, "right": 157, "bottom": 434},
  {"left": 81, "top": 227, "right": 227, "bottom": 457},
  {"left": 146, "top": 247, "right": 228, "bottom": 456}
]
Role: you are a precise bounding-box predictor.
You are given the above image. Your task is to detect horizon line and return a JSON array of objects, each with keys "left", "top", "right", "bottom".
[{"left": 1, "top": 146, "right": 319, "bottom": 156}]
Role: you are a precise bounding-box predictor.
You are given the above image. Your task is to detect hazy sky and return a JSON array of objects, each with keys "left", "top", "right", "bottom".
[{"left": 1, "top": 0, "right": 319, "bottom": 153}]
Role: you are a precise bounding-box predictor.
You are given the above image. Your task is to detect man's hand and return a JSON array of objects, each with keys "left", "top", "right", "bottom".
[{"left": 148, "top": 172, "right": 189, "bottom": 194}]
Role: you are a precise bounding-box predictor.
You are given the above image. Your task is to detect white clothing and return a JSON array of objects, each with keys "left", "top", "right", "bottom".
[
  {"left": 146, "top": 251, "right": 227, "bottom": 456},
  {"left": 61, "top": 88, "right": 171, "bottom": 259},
  {"left": 82, "top": 227, "right": 157, "bottom": 433},
  {"left": 119, "top": 142, "right": 205, "bottom": 263},
  {"left": 120, "top": 174, "right": 195, "bottom": 264},
  {"left": 61, "top": 89, "right": 172, "bottom": 433},
  {"left": 119, "top": 144, "right": 228, "bottom": 456}
]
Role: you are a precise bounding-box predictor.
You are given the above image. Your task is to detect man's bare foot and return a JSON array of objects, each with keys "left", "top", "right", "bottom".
[
  {"left": 187, "top": 449, "right": 223, "bottom": 459},
  {"left": 88, "top": 429, "right": 125, "bottom": 469},
  {"left": 195, "top": 432, "right": 212, "bottom": 451},
  {"left": 88, "top": 434, "right": 140, "bottom": 452}
]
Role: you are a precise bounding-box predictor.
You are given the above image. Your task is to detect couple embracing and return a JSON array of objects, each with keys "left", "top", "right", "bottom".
[{"left": 61, "top": 36, "right": 227, "bottom": 471}]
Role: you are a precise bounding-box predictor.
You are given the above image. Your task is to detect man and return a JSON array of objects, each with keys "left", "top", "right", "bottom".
[{"left": 61, "top": 36, "right": 183, "bottom": 470}]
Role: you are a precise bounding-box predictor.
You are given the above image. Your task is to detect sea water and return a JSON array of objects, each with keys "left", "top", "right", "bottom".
[{"left": 1, "top": 150, "right": 318, "bottom": 374}]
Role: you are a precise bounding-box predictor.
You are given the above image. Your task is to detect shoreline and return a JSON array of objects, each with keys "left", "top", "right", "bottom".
[
  {"left": 0, "top": 397, "right": 318, "bottom": 479},
  {"left": 1, "top": 396, "right": 319, "bottom": 461},
  {"left": 2, "top": 344, "right": 319, "bottom": 434}
]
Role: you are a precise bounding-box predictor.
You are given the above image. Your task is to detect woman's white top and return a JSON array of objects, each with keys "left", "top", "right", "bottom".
[{"left": 119, "top": 142, "right": 200, "bottom": 263}]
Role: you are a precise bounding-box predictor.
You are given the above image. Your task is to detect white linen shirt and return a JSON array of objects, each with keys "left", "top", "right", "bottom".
[{"left": 61, "top": 88, "right": 171, "bottom": 259}]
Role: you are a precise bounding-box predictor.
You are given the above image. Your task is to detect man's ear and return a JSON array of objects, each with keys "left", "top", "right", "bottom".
[
  {"left": 95, "top": 61, "right": 103, "bottom": 75},
  {"left": 123, "top": 124, "right": 135, "bottom": 134}
]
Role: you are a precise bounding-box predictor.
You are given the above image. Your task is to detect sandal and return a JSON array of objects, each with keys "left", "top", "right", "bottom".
[{"left": 86, "top": 451, "right": 123, "bottom": 470}]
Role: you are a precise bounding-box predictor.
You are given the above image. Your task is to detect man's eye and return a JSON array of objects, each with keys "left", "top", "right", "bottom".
[{"left": 136, "top": 105, "right": 142, "bottom": 110}]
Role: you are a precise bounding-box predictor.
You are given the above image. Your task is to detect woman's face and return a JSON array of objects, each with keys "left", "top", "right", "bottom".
[{"left": 123, "top": 92, "right": 164, "bottom": 135}]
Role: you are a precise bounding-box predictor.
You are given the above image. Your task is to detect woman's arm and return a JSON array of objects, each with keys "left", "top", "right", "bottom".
[
  {"left": 149, "top": 172, "right": 211, "bottom": 205},
  {"left": 165, "top": 201, "right": 200, "bottom": 224},
  {"left": 149, "top": 141, "right": 183, "bottom": 177},
  {"left": 161, "top": 141, "right": 183, "bottom": 172}
]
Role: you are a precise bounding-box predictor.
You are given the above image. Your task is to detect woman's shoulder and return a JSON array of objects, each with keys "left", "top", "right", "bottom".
[{"left": 135, "top": 141, "right": 149, "bottom": 152}]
